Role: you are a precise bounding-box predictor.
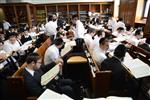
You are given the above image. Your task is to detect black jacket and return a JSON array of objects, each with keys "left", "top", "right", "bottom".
[
  {"left": 101, "top": 57, "right": 127, "bottom": 90},
  {"left": 22, "top": 62, "right": 56, "bottom": 96}
]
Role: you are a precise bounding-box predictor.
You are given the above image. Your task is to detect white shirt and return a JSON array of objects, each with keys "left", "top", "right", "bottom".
[
  {"left": 115, "top": 21, "right": 126, "bottom": 31},
  {"left": 3, "top": 40, "right": 21, "bottom": 54},
  {"left": 29, "top": 32, "right": 37, "bottom": 38},
  {"left": 93, "top": 47, "right": 107, "bottom": 66},
  {"left": 25, "top": 67, "right": 34, "bottom": 76},
  {"left": 44, "top": 44, "right": 59, "bottom": 65},
  {"left": 107, "top": 18, "right": 117, "bottom": 32},
  {"left": 45, "top": 21, "right": 57, "bottom": 36},
  {"left": 74, "top": 20, "right": 85, "bottom": 38},
  {"left": 3, "top": 22, "right": 11, "bottom": 30},
  {"left": 84, "top": 34, "right": 94, "bottom": 51},
  {"left": 93, "top": 35, "right": 101, "bottom": 49}
]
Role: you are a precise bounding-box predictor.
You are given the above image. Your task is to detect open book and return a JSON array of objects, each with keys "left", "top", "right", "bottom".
[
  {"left": 37, "top": 89, "right": 73, "bottom": 100},
  {"left": 61, "top": 45, "right": 72, "bottom": 57},
  {"left": 41, "top": 64, "right": 60, "bottom": 86},
  {"left": 83, "top": 96, "right": 132, "bottom": 100},
  {"left": 123, "top": 58, "right": 150, "bottom": 78}
]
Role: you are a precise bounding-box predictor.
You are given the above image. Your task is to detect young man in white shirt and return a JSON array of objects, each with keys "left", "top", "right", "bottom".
[
  {"left": 72, "top": 15, "right": 85, "bottom": 39},
  {"left": 107, "top": 15, "right": 117, "bottom": 32},
  {"left": 3, "top": 33, "right": 21, "bottom": 54},
  {"left": 44, "top": 38, "right": 64, "bottom": 65},
  {"left": 3, "top": 20, "right": 11, "bottom": 31},
  {"left": 84, "top": 28, "right": 96, "bottom": 51},
  {"left": 115, "top": 18, "right": 126, "bottom": 31},
  {"left": 128, "top": 29, "right": 144, "bottom": 46},
  {"left": 93, "top": 37, "right": 109, "bottom": 67},
  {"left": 45, "top": 15, "right": 57, "bottom": 38}
]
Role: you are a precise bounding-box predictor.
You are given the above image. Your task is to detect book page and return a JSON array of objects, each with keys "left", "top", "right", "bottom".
[
  {"left": 83, "top": 98, "right": 105, "bottom": 100},
  {"left": 123, "top": 58, "right": 150, "bottom": 78},
  {"left": 106, "top": 96, "right": 132, "bottom": 100},
  {"left": 61, "top": 46, "right": 72, "bottom": 57},
  {"left": 41, "top": 64, "right": 60, "bottom": 86},
  {"left": 37, "top": 89, "right": 73, "bottom": 100}
]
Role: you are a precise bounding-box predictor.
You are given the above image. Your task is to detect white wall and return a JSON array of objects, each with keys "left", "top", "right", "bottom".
[
  {"left": 0, "top": 0, "right": 6, "bottom": 3},
  {"left": 5, "top": 0, "right": 114, "bottom": 4}
]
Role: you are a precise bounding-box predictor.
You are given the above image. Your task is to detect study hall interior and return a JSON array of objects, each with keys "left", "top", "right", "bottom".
[{"left": 0, "top": 0, "right": 150, "bottom": 100}]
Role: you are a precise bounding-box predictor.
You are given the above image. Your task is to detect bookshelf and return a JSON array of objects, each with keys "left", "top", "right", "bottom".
[
  {"left": 79, "top": 4, "right": 89, "bottom": 22},
  {"left": 2, "top": 5, "right": 17, "bottom": 25},
  {"left": 57, "top": 4, "right": 68, "bottom": 22},
  {"left": 1, "top": 2, "right": 114, "bottom": 26},
  {"left": 35, "top": 6, "right": 46, "bottom": 24},
  {"left": 90, "top": 4, "right": 100, "bottom": 13},
  {"left": 68, "top": 4, "right": 79, "bottom": 21},
  {"left": 47, "top": 5, "right": 56, "bottom": 16}
]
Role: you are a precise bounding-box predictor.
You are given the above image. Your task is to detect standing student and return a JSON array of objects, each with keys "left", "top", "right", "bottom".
[
  {"left": 3, "top": 20, "right": 11, "bottom": 31},
  {"left": 107, "top": 14, "right": 117, "bottom": 32},
  {"left": 72, "top": 14, "right": 85, "bottom": 39},
  {"left": 45, "top": 15, "right": 57, "bottom": 38},
  {"left": 84, "top": 28, "right": 96, "bottom": 51}
]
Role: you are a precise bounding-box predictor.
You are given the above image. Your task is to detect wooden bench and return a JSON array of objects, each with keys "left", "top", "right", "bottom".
[
  {"left": 7, "top": 63, "right": 37, "bottom": 100},
  {"left": 7, "top": 38, "right": 52, "bottom": 100}
]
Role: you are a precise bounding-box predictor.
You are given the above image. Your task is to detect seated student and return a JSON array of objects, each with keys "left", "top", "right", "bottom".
[
  {"left": 21, "top": 28, "right": 32, "bottom": 44},
  {"left": 125, "top": 24, "right": 133, "bottom": 35},
  {"left": 22, "top": 53, "right": 81, "bottom": 99},
  {"left": 101, "top": 44, "right": 127, "bottom": 90},
  {"left": 93, "top": 30, "right": 103, "bottom": 49},
  {"left": 101, "top": 44, "right": 138, "bottom": 100},
  {"left": 115, "top": 18, "right": 126, "bottom": 31},
  {"left": 112, "top": 27, "right": 124, "bottom": 37},
  {"left": 44, "top": 38, "right": 64, "bottom": 65},
  {"left": 138, "top": 36, "right": 150, "bottom": 52},
  {"left": 84, "top": 28, "right": 96, "bottom": 51},
  {"left": 3, "top": 33, "right": 21, "bottom": 54},
  {"left": 128, "top": 29, "right": 145, "bottom": 46},
  {"left": 93, "top": 37, "right": 109, "bottom": 66}
]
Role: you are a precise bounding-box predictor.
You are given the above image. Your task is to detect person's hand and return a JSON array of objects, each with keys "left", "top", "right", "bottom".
[{"left": 55, "top": 58, "right": 64, "bottom": 65}]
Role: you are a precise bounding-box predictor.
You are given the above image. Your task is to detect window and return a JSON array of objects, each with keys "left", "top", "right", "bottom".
[{"left": 143, "top": 0, "right": 150, "bottom": 18}]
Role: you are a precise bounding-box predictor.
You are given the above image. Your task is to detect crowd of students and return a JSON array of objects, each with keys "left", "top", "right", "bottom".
[{"left": 0, "top": 13, "right": 150, "bottom": 100}]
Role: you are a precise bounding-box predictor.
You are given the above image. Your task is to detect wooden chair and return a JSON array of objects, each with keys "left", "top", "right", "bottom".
[
  {"left": 7, "top": 62, "right": 37, "bottom": 100},
  {"left": 90, "top": 70, "right": 112, "bottom": 97}
]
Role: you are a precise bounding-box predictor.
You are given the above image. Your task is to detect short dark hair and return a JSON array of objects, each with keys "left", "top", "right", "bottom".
[
  {"left": 99, "top": 37, "right": 108, "bottom": 45},
  {"left": 48, "top": 15, "right": 53, "bottom": 21},
  {"left": 118, "top": 18, "right": 123, "bottom": 21},
  {"left": 126, "top": 24, "right": 132, "bottom": 31},
  {"left": 96, "top": 30, "right": 103, "bottom": 36},
  {"left": 87, "top": 28, "right": 96, "bottom": 34},
  {"left": 26, "top": 53, "right": 40, "bottom": 64},
  {"left": 135, "top": 29, "right": 142, "bottom": 36},
  {"left": 72, "top": 14, "right": 79, "bottom": 19},
  {"left": 117, "top": 27, "right": 124, "bottom": 31},
  {"left": 114, "top": 44, "right": 126, "bottom": 59},
  {"left": 54, "top": 38, "right": 64, "bottom": 46},
  {"left": 8, "top": 32, "right": 17, "bottom": 38}
]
